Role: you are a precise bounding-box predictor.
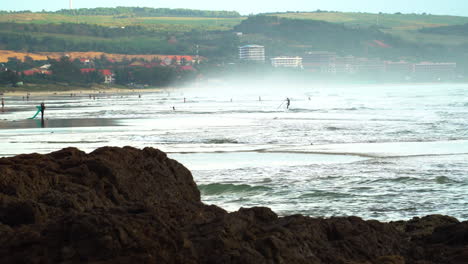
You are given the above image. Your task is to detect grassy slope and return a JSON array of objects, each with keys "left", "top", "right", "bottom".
[
  {"left": 0, "top": 13, "right": 244, "bottom": 31},
  {"left": 2, "top": 11, "right": 467, "bottom": 45},
  {"left": 1, "top": 11, "right": 468, "bottom": 54},
  {"left": 269, "top": 12, "right": 468, "bottom": 46}
]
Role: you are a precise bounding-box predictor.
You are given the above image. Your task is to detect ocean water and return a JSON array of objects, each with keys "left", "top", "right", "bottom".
[{"left": 0, "top": 83, "right": 467, "bottom": 221}]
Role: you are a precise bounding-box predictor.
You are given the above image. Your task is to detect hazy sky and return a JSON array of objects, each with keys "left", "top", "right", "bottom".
[{"left": 3, "top": 0, "right": 468, "bottom": 16}]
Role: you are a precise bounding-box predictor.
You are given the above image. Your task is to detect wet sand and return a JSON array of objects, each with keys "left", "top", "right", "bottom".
[{"left": 3, "top": 87, "right": 164, "bottom": 97}]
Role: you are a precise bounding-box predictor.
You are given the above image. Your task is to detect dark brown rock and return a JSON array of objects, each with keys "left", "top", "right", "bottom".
[{"left": 0, "top": 147, "right": 466, "bottom": 263}]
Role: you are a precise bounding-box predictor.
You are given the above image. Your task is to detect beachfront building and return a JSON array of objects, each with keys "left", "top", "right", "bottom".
[
  {"left": 99, "top": 69, "right": 115, "bottom": 84},
  {"left": 270, "top": 57, "right": 303, "bottom": 68},
  {"left": 80, "top": 68, "right": 115, "bottom": 84},
  {"left": 239, "top": 45, "right": 265, "bottom": 62}
]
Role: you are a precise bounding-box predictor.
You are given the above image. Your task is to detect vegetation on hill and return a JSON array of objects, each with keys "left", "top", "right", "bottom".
[
  {"left": 0, "top": 8, "right": 467, "bottom": 73},
  {"left": 420, "top": 23, "right": 468, "bottom": 36},
  {"left": 235, "top": 16, "right": 411, "bottom": 59},
  {"left": 51, "top": 7, "right": 241, "bottom": 18},
  {"left": 0, "top": 22, "right": 239, "bottom": 58},
  {"left": 264, "top": 11, "right": 468, "bottom": 30},
  {"left": 0, "top": 13, "right": 243, "bottom": 32}
]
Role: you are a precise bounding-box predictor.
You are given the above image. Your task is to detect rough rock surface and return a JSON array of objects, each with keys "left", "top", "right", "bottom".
[{"left": 0, "top": 146, "right": 466, "bottom": 264}]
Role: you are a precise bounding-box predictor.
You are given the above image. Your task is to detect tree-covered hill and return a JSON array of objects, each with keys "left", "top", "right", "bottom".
[
  {"left": 0, "top": 22, "right": 239, "bottom": 59},
  {"left": 51, "top": 7, "right": 241, "bottom": 18},
  {"left": 234, "top": 16, "right": 409, "bottom": 58},
  {"left": 419, "top": 23, "right": 468, "bottom": 36}
]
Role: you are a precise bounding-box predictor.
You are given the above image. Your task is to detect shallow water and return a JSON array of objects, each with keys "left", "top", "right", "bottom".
[{"left": 0, "top": 83, "right": 467, "bottom": 221}]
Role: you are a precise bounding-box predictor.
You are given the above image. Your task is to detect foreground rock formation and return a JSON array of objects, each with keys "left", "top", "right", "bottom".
[{"left": 0, "top": 147, "right": 466, "bottom": 264}]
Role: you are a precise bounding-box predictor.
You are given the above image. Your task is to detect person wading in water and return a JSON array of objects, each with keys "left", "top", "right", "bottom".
[
  {"left": 40, "top": 102, "right": 45, "bottom": 127},
  {"left": 286, "top": 97, "right": 291, "bottom": 109}
]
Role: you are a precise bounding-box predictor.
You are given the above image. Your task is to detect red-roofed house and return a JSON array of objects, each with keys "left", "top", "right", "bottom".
[
  {"left": 79, "top": 58, "right": 91, "bottom": 64},
  {"left": 99, "top": 69, "right": 115, "bottom": 84},
  {"left": 80, "top": 68, "right": 114, "bottom": 84},
  {"left": 23, "top": 69, "right": 52, "bottom": 76}
]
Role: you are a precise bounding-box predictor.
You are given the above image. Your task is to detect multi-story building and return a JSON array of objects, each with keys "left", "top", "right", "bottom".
[
  {"left": 270, "top": 57, "right": 303, "bottom": 68},
  {"left": 239, "top": 45, "right": 265, "bottom": 62}
]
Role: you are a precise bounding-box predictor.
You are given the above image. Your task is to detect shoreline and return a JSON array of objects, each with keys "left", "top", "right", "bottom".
[{"left": 1, "top": 86, "right": 168, "bottom": 97}]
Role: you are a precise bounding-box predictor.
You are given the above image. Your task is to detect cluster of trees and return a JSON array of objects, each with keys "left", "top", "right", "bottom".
[
  {"left": 234, "top": 16, "right": 403, "bottom": 57},
  {"left": 0, "top": 69, "right": 20, "bottom": 86},
  {"left": 0, "top": 56, "right": 198, "bottom": 87},
  {"left": 51, "top": 7, "right": 240, "bottom": 18},
  {"left": 420, "top": 23, "right": 468, "bottom": 36},
  {"left": 0, "top": 22, "right": 156, "bottom": 38},
  {"left": 0, "top": 21, "right": 237, "bottom": 58},
  {"left": 0, "top": 31, "right": 192, "bottom": 55}
]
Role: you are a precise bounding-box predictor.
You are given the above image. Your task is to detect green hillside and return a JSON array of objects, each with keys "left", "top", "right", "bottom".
[
  {"left": 0, "top": 13, "right": 244, "bottom": 31},
  {"left": 0, "top": 8, "right": 467, "bottom": 67},
  {"left": 267, "top": 12, "right": 468, "bottom": 30},
  {"left": 265, "top": 12, "right": 468, "bottom": 46}
]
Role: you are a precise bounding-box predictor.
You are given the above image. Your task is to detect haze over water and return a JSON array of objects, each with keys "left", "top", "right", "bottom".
[{"left": 1, "top": 83, "right": 467, "bottom": 221}]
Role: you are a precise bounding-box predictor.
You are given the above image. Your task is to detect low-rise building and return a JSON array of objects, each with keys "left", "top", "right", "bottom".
[{"left": 270, "top": 57, "right": 303, "bottom": 68}]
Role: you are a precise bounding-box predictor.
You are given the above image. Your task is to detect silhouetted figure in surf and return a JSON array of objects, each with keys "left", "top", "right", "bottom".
[
  {"left": 40, "top": 102, "right": 46, "bottom": 127},
  {"left": 172, "top": 106, "right": 176, "bottom": 111},
  {"left": 184, "top": 97, "right": 186, "bottom": 103},
  {"left": 1, "top": 97, "right": 4, "bottom": 112},
  {"left": 286, "top": 98, "right": 291, "bottom": 109}
]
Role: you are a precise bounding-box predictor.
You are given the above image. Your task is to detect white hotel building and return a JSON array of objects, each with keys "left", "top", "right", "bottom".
[
  {"left": 239, "top": 45, "right": 265, "bottom": 62},
  {"left": 270, "top": 57, "right": 303, "bottom": 69}
]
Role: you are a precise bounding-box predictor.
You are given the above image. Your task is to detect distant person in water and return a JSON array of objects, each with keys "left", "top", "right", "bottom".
[
  {"left": 138, "top": 94, "right": 141, "bottom": 98},
  {"left": 286, "top": 98, "right": 291, "bottom": 109},
  {"left": 172, "top": 106, "right": 176, "bottom": 111},
  {"left": 1, "top": 97, "right": 4, "bottom": 111},
  {"left": 183, "top": 97, "right": 186, "bottom": 103},
  {"left": 40, "top": 102, "right": 45, "bottom": 120}
]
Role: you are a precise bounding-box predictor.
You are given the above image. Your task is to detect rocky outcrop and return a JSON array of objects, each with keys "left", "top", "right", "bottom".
[{"left": 0, "top": 147, "right": 466, "bottom": 263}]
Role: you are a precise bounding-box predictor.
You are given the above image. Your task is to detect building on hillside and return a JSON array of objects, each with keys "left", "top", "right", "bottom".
[
  {"left": 99, "top": 69, "right": 114, "bottom": 84},
  {"left": 80, "top": 68, "right": 114, "bottom": 84},
  {"left": 270, "top": 57, "right": 303, "bottom": 68},
  {"left": 79, "top": 58, "right": 91, "bottom": 65},
  {"left": 239, "top": 45, "right": 265, "bottom": 62},
  {"left": 23, "top": 68, "right": 52, "bottom": 76},
  {"left": 303, "top": 51, "right": 337, "bottom": 72}
]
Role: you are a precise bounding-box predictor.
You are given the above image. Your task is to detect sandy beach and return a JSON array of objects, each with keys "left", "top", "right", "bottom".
[{"left": 2, "top": 86, "right": 164, "bottom": 97}]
